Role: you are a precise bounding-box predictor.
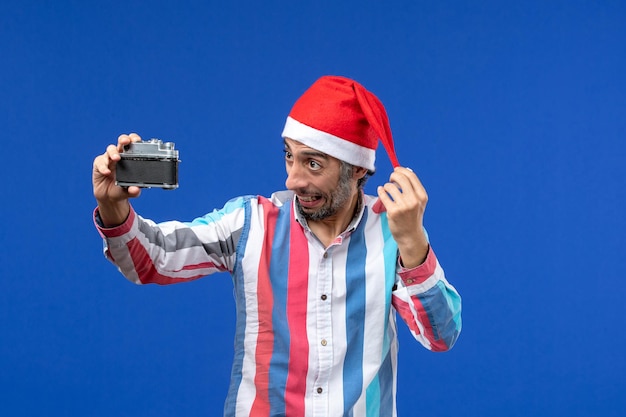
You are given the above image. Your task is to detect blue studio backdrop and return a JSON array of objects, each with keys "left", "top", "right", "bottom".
[{"left": 1, "top": 1, "right": 624, "bottom": 416}]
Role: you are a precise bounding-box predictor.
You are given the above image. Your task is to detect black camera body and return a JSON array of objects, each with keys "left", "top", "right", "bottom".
[{"left": 115, "top": 139, "right": 180, "bottom": 189}]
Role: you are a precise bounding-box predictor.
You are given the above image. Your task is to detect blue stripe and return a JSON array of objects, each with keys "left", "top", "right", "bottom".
[
  {"left": 379, "top": 212, "right": 397, "bottom": 415},
  {"left": 343, "top": 210, "right": 368, "bottom": 415},
  {"left": 417, "top": 281, "right": 462, "bottom": 348},
  {"left": 267, "top": 203, "right": 292, "bottom": 415},
  {"left": 223, "top": 197, "right": 252, "bottom": 417},
  {"left": 380, "top": 211, "right": 397, "bottom": 353},
  {"left": 377, "top": 345, "right": 394, "bottom": 413},
  {"left": 366, "top": 378, "right": 380, "bottom": 416},
  {"left": 186, "top": 195, "right": 249, "bottom": 226}
]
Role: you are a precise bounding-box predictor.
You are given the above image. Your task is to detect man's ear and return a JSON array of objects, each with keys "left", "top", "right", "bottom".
[{"left": 353, "top": 166, "right": 368, "bottom": 180}]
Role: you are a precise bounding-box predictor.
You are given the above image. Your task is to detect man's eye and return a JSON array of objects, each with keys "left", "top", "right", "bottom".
[
  {"left": 284, "top": 150, "right": 293, "bottom": 160},
  {"left": 309, "top": 160, "right": 321, "bottom": 170}
]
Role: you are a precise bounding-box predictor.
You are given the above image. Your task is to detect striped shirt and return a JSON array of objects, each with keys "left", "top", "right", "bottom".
[{"left": 95, "top": 190, "right": 462, "bottom": 417}]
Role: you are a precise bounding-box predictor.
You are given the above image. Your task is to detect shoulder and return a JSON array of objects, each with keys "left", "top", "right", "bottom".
[
  {"left": 267, "top": 190, "right": 294, "bottom": 206},
  {"left": 249, "top": 190, "right": 294, "bottom": 211},
  {"left": 363, "top": 193, "right": 387, "bottom": 216},
  {"left": 233, "top": 191, "right": 295, "bottom": 216}
]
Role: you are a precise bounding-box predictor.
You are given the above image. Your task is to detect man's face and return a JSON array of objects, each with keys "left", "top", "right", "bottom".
[{"left": 283, "top": 138, "right": 358, "bottom": 222}]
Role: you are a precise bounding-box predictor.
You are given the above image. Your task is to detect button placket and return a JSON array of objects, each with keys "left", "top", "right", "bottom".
[{"left": 313, "top": 247, "right": 333, "bottom": 413}]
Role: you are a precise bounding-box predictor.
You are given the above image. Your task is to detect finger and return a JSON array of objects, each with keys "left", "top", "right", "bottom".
[
  {"left": 95, "top": 144, "right": 122, "bottom": 178},
  {"left": 117, "top": 134, "right": 131, "bottom": 149},
  {"left": 405, "top": 169, "right": 426, "bottom": 196},
  {"left": 380, "top": 181, "right": 406, "bottom": 204},
  {"left": 390, "top": 167, "right": 418, "bottom": 189},
  {"left": 390, "top": 167, "right": 427, "bottom": 201},
  {"left": 116, "top": 133, "right": 142, "bottom": 152},
  {"left": 126, "top": 186, "right": 142, "bottom": 198},
  {"left": 93, "top": 154, "right": 112, "bottom": 176},
  {"left": 397, "top": 166, "right": 415, "bottom": 175},
  {"left": 106, "top": 144, "right": 121, "bottom": 161},
  {"left": 376, "top": 185, "right": 395, "bottom": 208},
  {"left": 128, "top": 132, "right": 142, "bottom": 142}
]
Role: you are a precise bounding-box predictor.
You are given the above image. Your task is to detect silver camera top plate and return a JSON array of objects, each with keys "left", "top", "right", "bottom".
[{"left": 121, "top": 139, "right": 179, "bottom": 159}]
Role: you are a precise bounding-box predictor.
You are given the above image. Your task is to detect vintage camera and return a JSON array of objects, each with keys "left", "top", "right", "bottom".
[{"left": 115, "top": 139, "right": 180, "bottom": 189}]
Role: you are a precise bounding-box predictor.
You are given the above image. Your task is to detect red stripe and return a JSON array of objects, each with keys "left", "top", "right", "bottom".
[
  {"left": 126, "top": 238, "right": 206, "bottom": 285},
  {"left": 96, "top": 206, "right": 136, "bottom": 238},
  {"left": 284, "top": 212, "right": 309, "bottom": 416},
  {"left": 412, "top": 294, "right": 449, "bottom": 352},
  {"left": 393, "top": 293, "right": 448, "bottom": 352},
  {"left": 371, "top": 197, "right": 387, "bottom": 214},
  {"left": 180, "top": 262, "right": 226, "bottom": 272},
  {"left": 250, "top": 198, "right": 279, "bottom": 416},
  {"left": 400, "top": 247, "right": 437, "bottom": 285},
  {"left": 392, "top": 295, "right": 422, "bottom": 336}
]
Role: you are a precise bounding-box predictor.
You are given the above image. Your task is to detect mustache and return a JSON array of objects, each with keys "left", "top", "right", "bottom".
[{"left": 293, "top": 188, "right": 323, "bottom": 197}]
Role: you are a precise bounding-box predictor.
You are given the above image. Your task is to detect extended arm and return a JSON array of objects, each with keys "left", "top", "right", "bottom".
[
  {"left": 93, "top": 133, "right": 245, "bottom": 285},
  {"left": 94, "top": 200, "right": 246, "bottom": 285}
]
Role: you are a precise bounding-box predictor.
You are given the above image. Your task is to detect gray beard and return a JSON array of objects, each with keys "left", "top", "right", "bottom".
[{"left": 295, "top": 172, "right": 354, "bottom": 222}]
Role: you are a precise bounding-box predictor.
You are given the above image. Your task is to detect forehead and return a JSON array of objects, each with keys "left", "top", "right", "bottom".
[{"left": 284, "top": 138, "right": 330, "bottom": 158}]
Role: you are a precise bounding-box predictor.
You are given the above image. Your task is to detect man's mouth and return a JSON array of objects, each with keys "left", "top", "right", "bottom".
[{"left": 296, "top": 194, "right": 323, "bottom": 208}]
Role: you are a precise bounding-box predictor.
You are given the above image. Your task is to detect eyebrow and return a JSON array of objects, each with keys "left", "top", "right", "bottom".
[{"left": 283, "top": 139, "right": 329, "bottom": 160}]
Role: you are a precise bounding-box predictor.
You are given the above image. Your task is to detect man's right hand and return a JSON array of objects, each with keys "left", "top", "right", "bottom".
[{"left": 92, "top": 133, "right": 143, "bottom": 227}]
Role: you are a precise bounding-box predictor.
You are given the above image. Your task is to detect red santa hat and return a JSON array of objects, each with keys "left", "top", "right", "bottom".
[{"left": 281, "top": 75, "right": 400, "bottom": 172}]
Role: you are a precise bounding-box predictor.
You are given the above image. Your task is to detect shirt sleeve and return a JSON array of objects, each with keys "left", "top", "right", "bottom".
[
  {"left": 93, "top": 199, "right": 247, "bottom": 285},
  {"left": 392, "top": 246, "right": 462, "bottom": 351}
]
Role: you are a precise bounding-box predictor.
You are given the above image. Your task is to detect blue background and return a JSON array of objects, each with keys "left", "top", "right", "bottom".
[{"left": 1, "top": 1, "right": 624, "bottom": 416}]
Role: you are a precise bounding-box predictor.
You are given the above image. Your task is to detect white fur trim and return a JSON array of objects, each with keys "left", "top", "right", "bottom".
[{"left": 281, "top": 117, "right": 376, "bottom": 171}]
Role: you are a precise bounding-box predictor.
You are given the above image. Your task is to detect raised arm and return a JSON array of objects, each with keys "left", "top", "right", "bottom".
[{"left": 378, "top": 166, "right": 462, "bottom": 350}]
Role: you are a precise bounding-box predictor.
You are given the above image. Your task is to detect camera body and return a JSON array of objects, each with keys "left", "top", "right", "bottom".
[{"left": 115, "top": 139, "right": 180, "bottom": 189}]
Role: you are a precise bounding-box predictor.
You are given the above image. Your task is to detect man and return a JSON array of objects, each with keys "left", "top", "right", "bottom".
[{"left": 92, "top": 75, "right": 462, "bottom": 416}]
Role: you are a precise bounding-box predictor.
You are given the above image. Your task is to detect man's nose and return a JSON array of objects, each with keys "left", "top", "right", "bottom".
[{"left": 285, "top": 164, "right": 307, "bottom": 190}]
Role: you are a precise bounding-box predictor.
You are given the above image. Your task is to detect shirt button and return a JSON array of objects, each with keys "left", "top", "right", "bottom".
[
  {"left": 321, "top": 339, "right": 327, "bottom": 346},
  {"left": 321, "top": 294, "right": 327, "bottom": 301},
  {"left": 323, "top": 253, "right": 328, "bottom": 259},
  {"left": 317, "top": 387, "right": 323, "bottom": 394}
]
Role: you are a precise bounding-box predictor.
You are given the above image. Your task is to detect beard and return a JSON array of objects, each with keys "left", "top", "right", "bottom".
[{"left": 295, "top": 163, "right": 355, "bottom": 221}]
